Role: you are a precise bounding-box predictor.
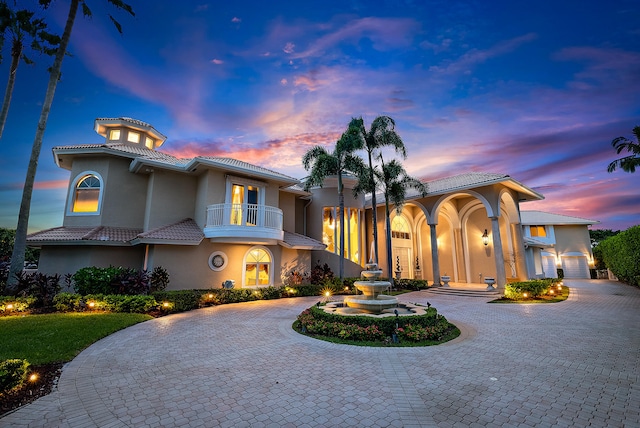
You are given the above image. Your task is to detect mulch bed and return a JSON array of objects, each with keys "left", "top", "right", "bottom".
[{"left": 0, "top": 362, "right": 63, "bottom": 416}]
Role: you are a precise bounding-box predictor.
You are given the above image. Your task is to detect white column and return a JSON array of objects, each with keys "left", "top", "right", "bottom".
[
  {"left": 430, "top": 223, "right": 441, "bottom": 285},
  {"left": 491, "top": 217, "right": 507, "bottom": 290}
]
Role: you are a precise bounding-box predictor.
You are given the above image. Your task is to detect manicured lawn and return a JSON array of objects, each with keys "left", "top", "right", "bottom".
[{"left": 0, "top": 312, "right": 152, "bottom": 365}]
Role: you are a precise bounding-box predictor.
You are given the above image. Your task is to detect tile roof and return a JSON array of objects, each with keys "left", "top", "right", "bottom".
[
  {"left": 194, "top": 157, "right": 299, "bottom": 182},
  {"left": 280, "top": 231, "right": 326, "bottom": 250},
  {"left": 425, "top": 172, "right": 510, "bottom": 194},
  {"left": 520, "top": 210, "right": 599, "bottom": 225},
  {"left": 27, "top": 226, "right": 142, "bottom": 243},
  {"left": 95, "top": 117, "right": 154, "bottom": 129},
  {"left": 136, "top": 219, "right": 204, "bottom": 243}
]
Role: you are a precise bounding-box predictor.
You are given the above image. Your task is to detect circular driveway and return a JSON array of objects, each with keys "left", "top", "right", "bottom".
[{"left": 1, "top": 279, "right": 639, "bottom": 427}]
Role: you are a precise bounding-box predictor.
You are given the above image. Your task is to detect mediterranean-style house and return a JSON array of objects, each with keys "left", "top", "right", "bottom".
[{"left": 26, "top": 117, "right": 598, "bottom": 291}]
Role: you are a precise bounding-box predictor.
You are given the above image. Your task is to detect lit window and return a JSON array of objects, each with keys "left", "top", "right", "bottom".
[
  {"left": 145, "top": 137, "right": 154, "bottom": 149},
  {"left": 109, "top": 129, "right": 121, "bottom": 140},
  {"left": 322, "top": 206, "right": 360, "bottom": 263},
  {"left": 244, "top": 247, "right": 271, "bottom": 287},
  {"left": 72, "top": 174, "right": 101, "bottom": 213},
  {"left": 392, "top": 216, "right": 410, "bottom": 240},
  {"left": 127, "top": 131, "right": 140, "bottom": 143},
  {"left": 530, "top": 226, "right": 547, "bottom": 237}
]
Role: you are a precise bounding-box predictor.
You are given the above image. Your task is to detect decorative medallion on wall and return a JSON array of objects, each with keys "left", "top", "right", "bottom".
[{"left": 208, "top": 251, "right": 228, "bottom": 271}]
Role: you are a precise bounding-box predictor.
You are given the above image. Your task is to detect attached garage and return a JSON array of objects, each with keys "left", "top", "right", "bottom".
[
  {"left": 561, "top": 253, "right": 590, "bottom": 279},
  {"left": 541, "top": 252, "right": 558, "bottom": 278}
]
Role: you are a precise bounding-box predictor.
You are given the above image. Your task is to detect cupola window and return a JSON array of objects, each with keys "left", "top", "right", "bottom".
[{"left": 127, "top": 131, "right": 140, "bottom": 144}]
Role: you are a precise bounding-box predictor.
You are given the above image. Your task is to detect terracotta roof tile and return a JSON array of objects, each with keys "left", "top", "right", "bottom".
[
  {"left": 280, "top": 231, "right": 326, "bottom": 250},
  {"left": 137, "top": 219, "right": 204, "bottom": 242},
  {"left": 27, "top": 226, "right": 142, "bottom": 243}
]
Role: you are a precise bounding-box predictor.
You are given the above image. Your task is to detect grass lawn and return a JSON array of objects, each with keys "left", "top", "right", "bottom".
[
  {"left": 0, "top": 312, "right": 152, "bottom": 364},
  {"left": 1, "top": 312, "right": 151, "bottom": 415}
]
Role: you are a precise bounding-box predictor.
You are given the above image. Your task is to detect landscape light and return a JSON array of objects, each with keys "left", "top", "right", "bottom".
[
  {"left": 29, "top": 373, "right": 38, "bottom": 382},
  {"left": 6, "top": 303, "right": 13, "bottom": 310}
]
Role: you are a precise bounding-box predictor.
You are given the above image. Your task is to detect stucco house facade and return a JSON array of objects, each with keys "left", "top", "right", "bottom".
[{"left": 27, "top": 118, "right": 598, "bottom": 291}]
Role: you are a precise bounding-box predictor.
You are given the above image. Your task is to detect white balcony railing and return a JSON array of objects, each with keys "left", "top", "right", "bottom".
[{"left": 204, "top": 203, "right": 283, "bottom": 241}]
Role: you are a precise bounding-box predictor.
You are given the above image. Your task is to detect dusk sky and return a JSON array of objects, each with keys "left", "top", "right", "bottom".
[{"left": 0, "top": 0, "right": 639, "bottom": 233}]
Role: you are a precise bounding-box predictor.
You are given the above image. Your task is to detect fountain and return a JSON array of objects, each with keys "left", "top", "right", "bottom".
[{"left": 324, "top": 263, "right": 427, "bottom": 316}]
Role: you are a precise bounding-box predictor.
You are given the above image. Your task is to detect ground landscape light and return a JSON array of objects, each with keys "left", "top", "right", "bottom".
[
  {"left": 29, "top": 373, "right": 38, "bottom": 382},
  {"left": 6, "top": 303, "right": 13, "bottom": 310},
  {"left": 88, "top": 301, "right": 95, "bottom": 308}
]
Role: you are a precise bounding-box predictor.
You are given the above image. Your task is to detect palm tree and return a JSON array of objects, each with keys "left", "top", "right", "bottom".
[
  {"left": 7, "top": 0, "right": 134, "bottom": 291},
  {"left": 375, "top": 156, "right": 427, "bottom": 285},
  {"left": 344, "top": 115, "right": 407, "bottom": 265},
  {"left": 0, "top": 2, "right": 58, "bottom": 140},
  {"left": 302, "top": 131, "right": 364, "bottom": 279},
  {"left": 607, "top": 126, "right": 640, "bottom": 173}
]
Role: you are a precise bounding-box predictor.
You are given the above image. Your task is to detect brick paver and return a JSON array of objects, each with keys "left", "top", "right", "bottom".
[{"left": 1, "top": 279, "right": 639, "bottom": 427}]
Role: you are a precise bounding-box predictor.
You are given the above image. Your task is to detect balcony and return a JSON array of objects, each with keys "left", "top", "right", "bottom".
[{"left": 204, "top": 203, "right": 284, "bottom": 243}]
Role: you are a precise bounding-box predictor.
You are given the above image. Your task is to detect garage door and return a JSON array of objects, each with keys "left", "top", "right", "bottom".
[
  {"left": 561, "top": 256, "right": 589, "bottom": 279},
  {"left": 542, "top": 256, "right": 557, "bottom": 278}
]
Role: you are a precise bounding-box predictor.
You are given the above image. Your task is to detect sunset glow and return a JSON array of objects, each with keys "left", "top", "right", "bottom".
[{"left": 0, "top": 1, "right": 638, "bottom": 232}]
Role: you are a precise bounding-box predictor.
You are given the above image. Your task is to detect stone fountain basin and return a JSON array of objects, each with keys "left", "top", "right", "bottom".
[
  {"left": 342, "top": 294, "right": 398, "bottom": 313},
  {"left": 354, "top": 280, "right": 390, "bottom": 294},
  {"left": 360, "top": 270, "right": 383, "bottom": 280}
]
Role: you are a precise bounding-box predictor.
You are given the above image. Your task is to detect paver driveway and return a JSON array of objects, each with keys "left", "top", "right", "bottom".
[{"left": 1, "top": 279, "right": 639, "bottom": 427}]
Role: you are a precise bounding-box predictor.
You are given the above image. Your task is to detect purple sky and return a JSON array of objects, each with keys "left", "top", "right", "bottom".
[{"left": 1, "top": 0, "right": 639, "bottom": 232}]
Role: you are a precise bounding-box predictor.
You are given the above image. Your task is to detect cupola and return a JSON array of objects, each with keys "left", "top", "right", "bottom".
[{"left": 94, "top": 117, "right": 167, "bottom": 150}]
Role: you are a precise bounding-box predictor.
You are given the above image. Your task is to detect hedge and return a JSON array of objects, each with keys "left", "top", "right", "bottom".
[{"left": 598, "top": 225, "right": 640, "bottom": 287}]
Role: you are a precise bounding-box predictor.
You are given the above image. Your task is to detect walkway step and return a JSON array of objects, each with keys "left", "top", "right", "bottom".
[{"left": 423, "top": 287, "right": 501, "bottom": 298}]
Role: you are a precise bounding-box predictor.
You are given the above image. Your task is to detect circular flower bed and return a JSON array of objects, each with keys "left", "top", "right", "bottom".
[{"left": 294, "top": 304, "right": 459, "bottom": 346}]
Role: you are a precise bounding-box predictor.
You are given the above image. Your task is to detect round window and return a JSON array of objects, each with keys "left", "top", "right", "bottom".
[{"left": 208, "top": 251, "right": 228, "bottom": 271}]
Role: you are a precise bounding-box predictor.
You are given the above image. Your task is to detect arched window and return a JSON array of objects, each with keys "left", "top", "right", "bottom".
[
  {"left": 243, "top": 247, "right": 272, "bottom": 287},
  {"left": 71, "top": 173, "right": 102, "bottom": 213},
  {"left": 392, "top": 215, "right": 410, "bottom": 240}
]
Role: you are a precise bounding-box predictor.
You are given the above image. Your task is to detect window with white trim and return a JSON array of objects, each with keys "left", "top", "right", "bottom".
[
  {"left": 244, "top": 247, "right": 272, "bottom": 287},
  {"left": 71, "top": 173, "right": 102, "bottom": 213}
]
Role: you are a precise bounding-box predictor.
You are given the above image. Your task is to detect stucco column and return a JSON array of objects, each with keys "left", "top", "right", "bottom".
[
  {"left": 430, "top": 223, "right": 441, "bottom": 285},
  {"left": 454, "top": 227, "right": 465, "bottom": 282},
  {"left": 512, "top": 223, "right": 527, "bottom": 280},
  {"left": 491, "top": 217, "right": 507, "bottom": 290}
]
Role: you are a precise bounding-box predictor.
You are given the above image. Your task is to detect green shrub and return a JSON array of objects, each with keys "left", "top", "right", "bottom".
[
  {"left": 72, "top": 266, "right": 122, "bottom": 295},
  {"left": 599, "top": 225, "right": 640, "bottom": 287},
  {"left": 152, "top": 290, "right": 206, "bottom": 313},
  {"left": 149, "top": 266, "right": 170, "bottom": 292},
  {"left": 53, "top": 292, "right": 83, "bottom": 312},
  {"left": 505, "top": 279, "right": 556, "bottom": 299},
  {"left": 300, "top": 305, "right": 445, "bottom": 336},
  {"left": 72, "top": 266, "right": 169, "bottom": 295},
  {"left": 296, "top": 305, "right": 454, "bottom": 343},
  {"left": 53, "top": 293, "right": 158, "bottom": 313},
  {"left": 0, "top": 296, "right": 37, "bottom": 312},
  {"left": 395, "top": 278, "right": 429, "bottom": 290},
  {"left": 0, "top": 359, "right": 30, "bottom": 394}
]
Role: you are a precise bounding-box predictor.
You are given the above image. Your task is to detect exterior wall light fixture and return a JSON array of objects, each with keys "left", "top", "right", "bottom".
[{"left": 482, "top": 229, "right": 489, "bottom": 246}]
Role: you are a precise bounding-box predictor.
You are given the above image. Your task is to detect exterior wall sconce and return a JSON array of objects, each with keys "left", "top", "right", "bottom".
[{"left": 482, "top": 229, "right": 489, "bottom": 246}]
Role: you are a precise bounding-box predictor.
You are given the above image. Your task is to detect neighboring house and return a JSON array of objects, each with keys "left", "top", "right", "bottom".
[
  {"left": 520, "top": 211, "right": 598, "bottom": 279},
  {"left": 27, "top": 118, "right": 599, "bottom": 291}
]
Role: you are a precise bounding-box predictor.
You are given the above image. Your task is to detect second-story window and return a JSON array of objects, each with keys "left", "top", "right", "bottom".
[
  {"left": 109, "top": 129, "right": 120, "bottom": 140},
  {"left": 71, "top": 173, "right": 102, "bottom": 213},
  {"left": 530, "top": 225, "right": 547, "bottom": 237},
  {"left": 322, "top": 206, "right": 360, "bottom": 264}
]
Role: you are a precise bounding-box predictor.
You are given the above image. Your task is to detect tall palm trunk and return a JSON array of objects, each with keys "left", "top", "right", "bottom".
[
  {"left": 384, "top": 195, "right": 393, "bottom": 287},
  {"left": 7, "top": 0, "right": 79, "bottom": 290},
  {"left": 337, "top": 172, "right": 345, "bottom": 279},
  {"left": 367, "top": 150, "right": 379, "bottom": 264},
  {"left": 0, "top": 38, "right": 22, "bottom": 140}
]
